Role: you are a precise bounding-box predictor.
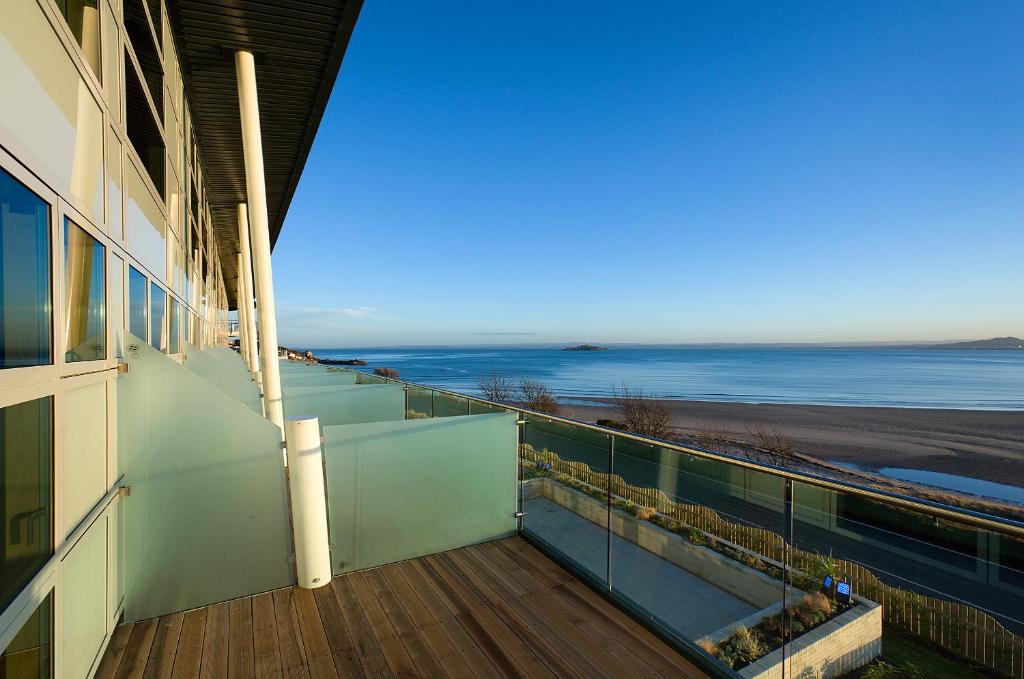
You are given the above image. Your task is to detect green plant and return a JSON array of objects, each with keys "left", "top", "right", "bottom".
[{"left": 863, "top": 661, "right": 902, "bottom": 679}]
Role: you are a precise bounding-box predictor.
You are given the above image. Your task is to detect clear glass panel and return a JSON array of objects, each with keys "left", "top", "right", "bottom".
[
  {"left": 119, "top": 331, "right": 291, "bottom": 622},
  {"left": 791, "top": 481, "right": 1024, "bottom": 679},
  {"left": 281, "top": 384, "right": 405, "bottom": 426},
  {"left": 406, "top": 385, "right": 433, "bottom": 419},
  {"left": 0, "top": 168, "right": 51, "bottom": 369},
  {"left": 63, "top": 219, "right": 106, "bottom": 362},
  {"left": 611, "top": 440, "right": 786, "bottom": 672},
  {"left": 469, "top": 400, "right": 505, "bottom": 415},
  {"left": 127, "top": 266, "right": 147, "bottom": 340},
  {"left": 0, "top": 396, "right": 53, "bottom": 610},
  {"left": 0, "top": 592, "right": 52, "bottom": 678},
  {"left": 148, "top": 282, "right": 165, "bottom": 351},
  {"left": 433, "top": 391, "right": 470, "bottom": 418},
  {"left": 353, "top": 371, "right": 386, "bottom": 385},
  {"left": 521, "top": 418, "right": 611, "bottom": 585},
  {"left": 55, "top": 0, "right": 100, "bottom": 77},
  {"left": 323, "top": 412, "right": 518, "bottom": 574},
  {"left": 168, "top": 301, "right": 180, "bottom": 354}
]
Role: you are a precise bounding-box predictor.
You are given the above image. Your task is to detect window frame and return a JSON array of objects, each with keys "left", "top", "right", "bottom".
[
  {"left": 57, "top": 202, "right": 113, "bottom": 378},
  {"left": 0, "top": 150, "right": 59, "bottom": 390}
]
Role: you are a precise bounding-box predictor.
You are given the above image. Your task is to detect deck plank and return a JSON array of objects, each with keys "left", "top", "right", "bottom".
[
  {"left": 95, "top": 623, "right": 134, "bottom": 679},
  {"left": 200, "top": 602, "right": 230, "bottom": 679},
  {"left": 228, "top": 597, "right": 255, "bottom": 679},
  {"left": 170, "top": 608, "right": 207, "bottom": 679},
  {"left": 272, "top": 587, "right": 312, "bottom": 679},
  {"left": 142, "top": 613, "right": 183, "bottom": 679},
  {"left": 252, "top": 592, "right": 283, "bottom": 679},
  {"left": 311, "top": 583, "right": 366, "bottom": 679},
  {"left": 115, "top": 618, "right": 158, "bottom": 679},
  {"left": 95, "top": 538, "right": 707, "bottom": 679},
  {"left": 291, "top": 588, "right": 340, "bottom": 679}
]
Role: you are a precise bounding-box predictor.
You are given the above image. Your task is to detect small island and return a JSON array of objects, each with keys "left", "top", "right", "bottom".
[{"left": 563, "top": 344, "right": 608, "bottom": 352}]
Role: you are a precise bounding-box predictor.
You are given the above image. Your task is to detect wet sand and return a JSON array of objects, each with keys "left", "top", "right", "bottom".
[{"left": 561, "top": 399, "right": 1024, "bottom": 489}]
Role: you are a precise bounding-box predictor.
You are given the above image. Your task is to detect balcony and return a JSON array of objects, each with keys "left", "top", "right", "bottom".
[
  {"left": 101, "top": 342, "right": 1024, "bottom": 679},
  {"left": 96, "top": 537, "right": 704, "bottom": 678}
]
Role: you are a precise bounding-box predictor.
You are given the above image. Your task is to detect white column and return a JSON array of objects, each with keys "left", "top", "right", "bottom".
[
  {"left": 236, "top": 203, "right": 261, "bottom": 386},
  {"left": 284, "top": 417, "right": 332, "bottom": 589},
  {"left": 235, "top": 252, "right": 250, "bottom": 369},
  {"left": 236, "top": 50, "right": 283, "bottom": 431}
]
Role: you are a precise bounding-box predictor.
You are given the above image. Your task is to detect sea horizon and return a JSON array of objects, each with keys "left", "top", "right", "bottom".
[{"left": 295, "top": 344, "right": 1024, "bottom": 411}]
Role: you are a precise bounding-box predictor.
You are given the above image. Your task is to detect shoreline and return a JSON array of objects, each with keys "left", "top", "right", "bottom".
[{"left": 558, "top": 397, "right": 1024, "bottom": 515}]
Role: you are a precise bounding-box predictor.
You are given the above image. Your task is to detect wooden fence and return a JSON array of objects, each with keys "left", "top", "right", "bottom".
[{"left": 522, "top": 445, "right": 1024, "bottom": 678}]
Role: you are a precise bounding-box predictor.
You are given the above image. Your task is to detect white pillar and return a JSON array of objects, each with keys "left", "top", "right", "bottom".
[
  {"left": 235, "top": 253, "right": 250, "bottom": 369},
  {"left": 236, "top": 50, "right": 283, "bottom": 431},
  {"left": 236, "top": 203, "right": 261, "bottom": 386},
  {"left": 284, "top": 417, "right": 332, "bottom": 589}
]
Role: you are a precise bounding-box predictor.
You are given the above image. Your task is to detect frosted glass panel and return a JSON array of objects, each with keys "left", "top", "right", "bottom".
[
  {"left": 183, "top": 343, "right": 260, "bottom": 411},
  {"left": 323, "top": 413, "right": 517, "bottom": 574},
  {"left": 282, "top": 384, "right": 404, "bottom": 426},
  {"left": 118, "top": 332, "right": 291, "bottom": 622},
  {"left": 61, "top": 515, "right": 106, "bottom": 679},
  {"left": 61, "top": 380, "right": 107, "bottom": 539}
]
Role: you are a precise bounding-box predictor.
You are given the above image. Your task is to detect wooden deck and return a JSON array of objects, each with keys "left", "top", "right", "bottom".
[{"left": 95, "top": 537, "right": 707, "bottom": 678}]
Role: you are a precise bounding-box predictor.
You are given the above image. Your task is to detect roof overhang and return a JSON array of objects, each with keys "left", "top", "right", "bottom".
[{"left": 166, "top": 0, "right": 362, "bottom": 306}]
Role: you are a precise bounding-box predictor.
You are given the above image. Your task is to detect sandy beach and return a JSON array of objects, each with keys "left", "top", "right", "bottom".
[{"left": 561, "top": 399, "right": 1024, "bottom": 493}]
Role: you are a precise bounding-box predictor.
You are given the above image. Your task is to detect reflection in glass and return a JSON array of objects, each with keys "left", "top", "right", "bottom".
[
  {"left": 0, "top": 168, "right": 52, "bottom": 369},
  {"left": 0, "top": 397, "right": 53, "bottom": 610},
  {"left": 64, "top": 220, "right": 106, "bottom": 362},
  {"left": 0, "top": 593, "right": 52, "bottom": 678},
  {"left": 55, "top": 0, "right": 100, "bottom": 78},
  {"left": 168, "top": 302, "right": 180, "bottom": 354},
  {"left": 128, "top": 266, "right": 147, "bottom": 340},
  {"left": 149, "top": 283, "right": 166, "bottom": 351}
]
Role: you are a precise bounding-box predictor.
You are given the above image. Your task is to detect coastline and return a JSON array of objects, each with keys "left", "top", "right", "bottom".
[{"left": 559, "top": 397, "right": 1024, "bottom": 513}]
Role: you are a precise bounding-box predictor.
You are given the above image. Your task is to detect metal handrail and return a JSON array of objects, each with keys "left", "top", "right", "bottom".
[{"left": 294, "top": 359, "right": 1024, "bottom": 539}]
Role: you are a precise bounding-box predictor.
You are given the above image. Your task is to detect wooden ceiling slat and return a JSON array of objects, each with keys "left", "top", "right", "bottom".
[{"left": 166, "top": 0, "right": 362, "bottom": 307}]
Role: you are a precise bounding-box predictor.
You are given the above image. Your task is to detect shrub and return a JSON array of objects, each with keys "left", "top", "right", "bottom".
[
  {"left": 612, "top": 386, "right": 671, "bottom": 438},
  {"left": 696, "top": 637, "right": 719, "bottom": 657},
  {"left": 596, "top": 418, "right": 627, "bottom": 430},
  {"left": 373, "top": 367, "right": 400, "bottom": 379},
  {"left": 803, "top": 592, "right": 834, "bottom": 618},
  {"left": 405, "top": 409, "right": 429, "bottom": 419},
  {"left": 685, "top": 527, "right": 707, "bottom": 545},
  {"left": 517, "top": 378, "right": 562, "bottom": 415},
  {"left": 731, "top": 625, "right": 767, "bottom": 665},
  {"left": 635, "top": 506, "right": 657, "bottom": 521}
]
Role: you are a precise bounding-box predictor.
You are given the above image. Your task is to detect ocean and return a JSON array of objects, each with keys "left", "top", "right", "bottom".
[{"left": 307, "top": 346, "right": 1024, "bottom": 411}]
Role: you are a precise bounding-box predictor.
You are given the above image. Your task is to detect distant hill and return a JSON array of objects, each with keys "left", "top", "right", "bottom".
[{"left": 924, "top": 337, "right": 1024, "bottom": 350}]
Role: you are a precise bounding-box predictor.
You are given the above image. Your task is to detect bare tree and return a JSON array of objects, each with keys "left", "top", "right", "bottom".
[
  {"left": 612, "top": 386, "right": 672, "bottom": 439},
  {"left": 517, "top": 378, "right": 562, "bottom": 415},
  {"left": 373, "top": 367, "right": 400, "bottom": 380},
  {"left": 477, "top": 372, "right": 514, "bottom": 403},
  {"left": 693, "top": 424, "right": 733, "bottom": 454},
  {"left": 748, "top": 420, "right": 795, "bottom": 466}
]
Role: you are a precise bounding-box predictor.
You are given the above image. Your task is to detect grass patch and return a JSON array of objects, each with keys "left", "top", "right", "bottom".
[{"left": 851, "top": 631, "right": 992, "bottom": 678}]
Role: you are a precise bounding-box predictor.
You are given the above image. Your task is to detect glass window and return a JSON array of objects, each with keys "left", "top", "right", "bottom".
[
  {"left": 0, "top": 593, "right": 52, "bottom": 677},
  {"left": 0, "top": 397, "right": 53, "bottom": 610},
  {"left": 55, "top": 0, "right": 101, "bottom": 78},
  {"left": 0, "top": 168, "right": 52, "bottom": 369},
  {"left": 124, "top": 52, "right": 165, "bottom": 199},
  {"left": 149, "top": 283, "right": 165, "bottom": 351},
  {"left": 168, "top": 301, "right": 180, "bottom": 354},
  {"left": 128, "top": 266, "right": 147, "bottom": 340},
  {"left": 63, "top": 220, "right": 106, "bottom": 362}
]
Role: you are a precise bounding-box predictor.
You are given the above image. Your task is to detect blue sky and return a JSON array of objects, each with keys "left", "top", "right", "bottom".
[{"left": 271, "top": 1, "right": 1024, "bottom": 347}]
